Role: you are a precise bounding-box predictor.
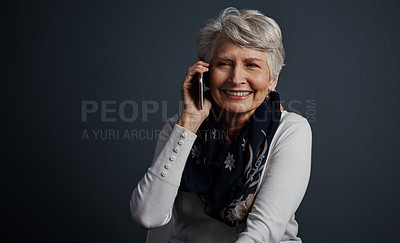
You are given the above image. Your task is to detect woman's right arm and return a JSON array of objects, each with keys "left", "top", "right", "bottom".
[
  {"left": 130, "top": 115, "right": 197, "bottom": 229},
  {"left": 130, "top": 60, "right": 211, "bottom": 229}
]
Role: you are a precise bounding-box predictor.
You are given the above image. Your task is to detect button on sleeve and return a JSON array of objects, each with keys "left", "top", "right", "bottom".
[{"left": 148, "top": 123, "right": 197, "bottom": 185}]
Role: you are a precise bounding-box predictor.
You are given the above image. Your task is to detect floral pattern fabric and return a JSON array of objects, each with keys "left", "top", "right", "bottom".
[
  {"left": 180, "top": 91, "right": 282, "bottom": 227},
  {"left": 224, "top": 153, "right": 235, "bottom": 171}
]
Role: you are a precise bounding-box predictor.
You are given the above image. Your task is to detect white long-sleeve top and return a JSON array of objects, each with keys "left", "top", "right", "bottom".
[{"left": 130, "top": 111, "right": 312, "bottom": 243}]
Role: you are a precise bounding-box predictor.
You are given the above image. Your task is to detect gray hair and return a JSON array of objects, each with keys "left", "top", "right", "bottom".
[{"left": 197, "top": 7, "right": 285, "bottom": 80}]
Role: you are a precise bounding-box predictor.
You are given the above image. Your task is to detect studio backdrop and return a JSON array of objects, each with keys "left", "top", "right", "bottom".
[{"left": 4, "top": 0, "right": 400, "bottom": 242}]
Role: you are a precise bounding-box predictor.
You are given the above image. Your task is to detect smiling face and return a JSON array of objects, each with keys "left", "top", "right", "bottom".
[{"left": 209, "top": 36, "right": 278, "bottom": 116}]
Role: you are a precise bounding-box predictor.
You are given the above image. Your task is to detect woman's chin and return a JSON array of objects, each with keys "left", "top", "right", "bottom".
[{"left": 216, "top": 104, "right": 255, "bottom": 116}]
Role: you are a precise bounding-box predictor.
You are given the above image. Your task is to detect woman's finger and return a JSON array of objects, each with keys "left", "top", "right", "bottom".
[{"left": 185, "top": 65, "right": 209, "bottom": 83}]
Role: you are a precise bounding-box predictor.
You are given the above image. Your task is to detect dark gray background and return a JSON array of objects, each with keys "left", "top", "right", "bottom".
[{"left": 3, "top": 0, "right": 400, "bottom": 242}]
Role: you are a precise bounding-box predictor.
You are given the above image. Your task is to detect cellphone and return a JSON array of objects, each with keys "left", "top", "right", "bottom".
[{"left": 198, "top": 73, "right": 204, "bottom": 109}]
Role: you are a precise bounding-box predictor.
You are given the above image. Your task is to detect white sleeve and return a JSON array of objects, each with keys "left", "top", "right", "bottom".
[
  {"left": 130, "top": 115, "right": 197, "bottom": 229},
  {"left": 236, "top": 115, "right": 312, "bottom": 243}
]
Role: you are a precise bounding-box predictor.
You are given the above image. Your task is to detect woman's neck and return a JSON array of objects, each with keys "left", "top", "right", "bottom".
[{"left": 219, "top": 110, "right": 255, "bottom": 148}]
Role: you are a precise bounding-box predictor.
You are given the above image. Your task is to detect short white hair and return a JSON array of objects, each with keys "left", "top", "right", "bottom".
[{"left": 197, "top": 7, "right": 285, "bottom": 80}]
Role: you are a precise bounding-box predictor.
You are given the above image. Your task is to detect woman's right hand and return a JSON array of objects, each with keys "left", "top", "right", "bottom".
[{"left": 177, "top": 60, "right": 212, "bottom": 134}]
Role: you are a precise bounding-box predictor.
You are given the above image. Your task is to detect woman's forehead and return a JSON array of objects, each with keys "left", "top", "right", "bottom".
[{"left": 213, "top": 39, "right": 268, "bottom": 62}]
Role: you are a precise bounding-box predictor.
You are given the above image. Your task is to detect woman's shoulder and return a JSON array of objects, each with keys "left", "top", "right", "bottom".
[
  {"left": 280, "top": 110, "right": 309, "bottom": 123},
  {"left": 277, "top": 110, "right": 312, "bottom": 137}
]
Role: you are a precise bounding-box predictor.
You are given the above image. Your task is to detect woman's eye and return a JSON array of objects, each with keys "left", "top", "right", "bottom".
[
  {"left": 247, "top": 63, "right": 259, "bottom": 68},
  {"left": 217, "top": 62, "right": 229, "bottom": 66}
]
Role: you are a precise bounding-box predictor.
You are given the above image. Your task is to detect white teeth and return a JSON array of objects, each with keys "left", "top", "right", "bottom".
[{"left": 224, "top": 91, "right": 251, "bottom": 96}]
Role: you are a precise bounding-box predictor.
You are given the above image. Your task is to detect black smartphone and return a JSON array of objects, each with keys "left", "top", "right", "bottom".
[
  {"left": 197, "top": 73, "right": 205, "bottom": 109},
  {"left": 197, "top": 71, "right": 209, "bottom": 109}
]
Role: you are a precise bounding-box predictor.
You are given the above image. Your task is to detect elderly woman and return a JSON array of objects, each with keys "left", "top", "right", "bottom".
[{"left": 131, "top": 7, "right": 312, "bottom": 243}]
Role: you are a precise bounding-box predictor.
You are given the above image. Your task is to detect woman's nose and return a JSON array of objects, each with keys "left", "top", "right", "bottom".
[{"left": 229, "top": 65, "right": 246, "bottom": 85}]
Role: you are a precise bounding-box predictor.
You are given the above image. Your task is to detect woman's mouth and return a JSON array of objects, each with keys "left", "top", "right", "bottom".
[
  {"left": 223, "top": 90, "right": 252, "bottom": 97},
  {"left": 222, "top": 90, "right": 253, "bottom": 100}
]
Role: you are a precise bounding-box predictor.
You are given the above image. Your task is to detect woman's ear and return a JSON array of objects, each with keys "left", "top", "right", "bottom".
[{"left": 269, "top": 73, "right": 280, "bottom": 91}]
